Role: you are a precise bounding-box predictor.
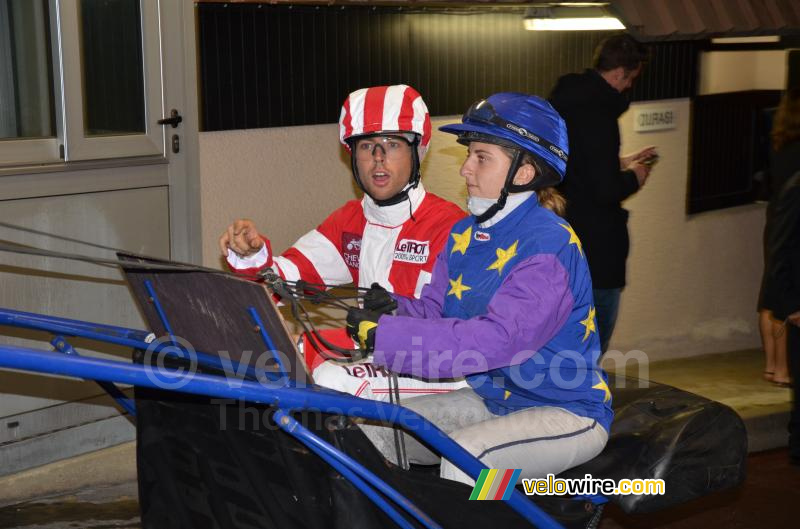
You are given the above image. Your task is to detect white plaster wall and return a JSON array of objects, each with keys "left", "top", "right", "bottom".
[
  {"left": 699, "top": 50, "right": 788, "bottom": 94},
  {"left": 200, "top": 125, "right": 357, "bottom": 268},
  {"left": 612, "top": 99, "right": 764, "bottom": 361}
]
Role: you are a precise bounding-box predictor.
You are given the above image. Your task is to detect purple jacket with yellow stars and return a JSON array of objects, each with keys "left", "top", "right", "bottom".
[{"left": 372, "top": 193, "right": 613, "bottom": 432}]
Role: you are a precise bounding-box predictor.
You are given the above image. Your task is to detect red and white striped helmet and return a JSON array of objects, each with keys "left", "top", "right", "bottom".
[{"left": 339, "top": 84, "right": 431, "bottom": 161}]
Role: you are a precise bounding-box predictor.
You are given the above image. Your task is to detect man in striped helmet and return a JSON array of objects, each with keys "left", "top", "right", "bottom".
[
  {"left": 220, "top": 84, "right": 466, "bottom": 399},
  {"left": 339, "top": 84, "right": 431, "bottom": 206}
]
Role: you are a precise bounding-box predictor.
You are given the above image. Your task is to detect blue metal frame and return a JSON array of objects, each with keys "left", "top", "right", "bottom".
[
  {"left": 0, "top": 308, "right": 273, "bottom": 388},
  {"left": 0, "top": 308, "right": 567, "bottom": 529},
  {"left": 51, "top": 335, "right": 136, "bottom": 416},
  {"left": 0, "top": 307, "right": 152, "bottom": 343},
  {"left": 273, "top": 408, "right": 439, "bottom": 529},
  {"left": 143, "top": 280, "right": 178, "bottom": 343},
  {"left": 248, "top": 306, "right": 289, "bottom": 377}
]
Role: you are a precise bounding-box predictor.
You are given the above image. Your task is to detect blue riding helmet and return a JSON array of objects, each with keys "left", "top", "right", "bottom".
[{"left": 440, "top": 93, "right": 568, "bottom": 189}]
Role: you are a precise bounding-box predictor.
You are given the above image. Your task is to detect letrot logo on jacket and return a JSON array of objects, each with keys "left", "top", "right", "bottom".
[
  {"left": 342, "top": 232, "right": 361, "bottom": 268},
  {"left": 394, "top": 239, "right": 430, "bottom": 264}
]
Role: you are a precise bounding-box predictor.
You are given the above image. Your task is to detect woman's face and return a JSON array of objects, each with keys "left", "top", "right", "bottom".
[{"left": 460, "top": 142, "right": 533, "bottom": 199}]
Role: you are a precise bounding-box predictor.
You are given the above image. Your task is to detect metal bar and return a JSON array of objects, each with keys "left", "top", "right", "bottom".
[
  {"left": 273, "top": 409, "right": 428, "bottom": 529},
  {"left": 388, "top": 372, "right": 409, "bottom": 471},
  {"left": 0, "top": 306, "right": 267, "bottom": 385},
  {"left": 0, "top": 307, "right": 151, "bottom": 342},
  {"left": 51, "top": 336, "right": 137, "bottom": 416},
  {"left": 247, "top": 306, "right": 288, "bottom": 376},
  {"left": 0, "top": 344, "right": 563, "bottom": 529},
  {"left": 143, "top": 280, "right": 177, "bottom": 341}
]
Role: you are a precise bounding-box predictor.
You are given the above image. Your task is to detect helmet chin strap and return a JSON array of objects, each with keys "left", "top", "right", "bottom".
[
  {"left": 350, "top": 136, "right": 422, "bottom": 208},
  {"left": 474, "top": 149, "right": 524, "bottom": 224}
]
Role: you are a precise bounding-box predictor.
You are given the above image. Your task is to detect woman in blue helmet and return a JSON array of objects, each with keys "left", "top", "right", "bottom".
[{"left": 346, "top": 93, "right": 612, "bottom": 484}]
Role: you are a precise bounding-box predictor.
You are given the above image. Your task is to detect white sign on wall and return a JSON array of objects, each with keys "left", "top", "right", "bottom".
[{"left": 633, "top": 107, "right": 677, "bottom": 132}]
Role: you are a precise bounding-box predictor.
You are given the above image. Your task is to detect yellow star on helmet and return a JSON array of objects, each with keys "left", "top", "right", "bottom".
[
  {"left": 559, "top": 223, "right": 584, "bottom": 258},
  {"left": 448, "top": 274, "right": 472, "bottom": 300},
  {"left": 592, "top": 374, "right": 611, "bottom": 403},
  {"left": 487, "top": 240, "right": 518, "bottom": 275},
  {"left": 451, "top": 226, "right": 472, "bottom": 255},
  {"left": 580, "top": 306, "right": 597, "bottom": 343}
]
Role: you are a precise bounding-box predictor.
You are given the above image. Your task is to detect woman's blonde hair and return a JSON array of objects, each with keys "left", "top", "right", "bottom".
[
  {"left": 772, "top": 88, "right": 800, "bottom": 152},
  {"left": 535, "top": 185, "right": 567, "bottom": 217},
  {"left": 499, "top": 147, "right": 567, "bottom": 217}
]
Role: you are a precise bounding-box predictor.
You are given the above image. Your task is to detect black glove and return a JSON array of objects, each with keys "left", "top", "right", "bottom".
[
  {"left": 363, "top": 282, "right": 398, "bottom": 315},
  {"left": 346, "top": 308, "right": 381, "bottom": 354}
]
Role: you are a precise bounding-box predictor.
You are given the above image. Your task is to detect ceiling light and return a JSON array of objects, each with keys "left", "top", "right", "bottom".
[
  {"left": 524, "top": 5, "right": 625, "bottom": 32},
  {"left": 710, "top": 36, "right": 780, "bottom": 44},
  {"left": 524, "top": 17, "right": 624, "bottom": 31}
]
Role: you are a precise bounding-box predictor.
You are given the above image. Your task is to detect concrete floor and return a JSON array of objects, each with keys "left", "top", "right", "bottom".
[
  {"left": 0, "top": 348, "right": 793, "bottom": 528},
  {"left": 603, "top": 348, "right": 792, "bottom": 452}
]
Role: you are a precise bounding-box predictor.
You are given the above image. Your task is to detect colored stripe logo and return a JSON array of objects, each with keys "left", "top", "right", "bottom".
[{"left": 469, "top": 469, "right": 521, "bottom": 500}]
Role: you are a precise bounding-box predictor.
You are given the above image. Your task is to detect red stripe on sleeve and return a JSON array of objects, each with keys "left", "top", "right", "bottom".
[{"left": 279, "top": 247, "right": 325, "bottom": 286}]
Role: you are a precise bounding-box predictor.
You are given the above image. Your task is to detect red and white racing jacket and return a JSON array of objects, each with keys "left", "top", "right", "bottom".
[{"left": 227, "top": 184, "right": 468, "bottom": 400}]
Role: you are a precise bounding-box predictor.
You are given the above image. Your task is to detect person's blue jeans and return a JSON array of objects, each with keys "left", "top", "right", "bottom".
[{"left": 592, "top": 288, "right": 622, "bottom": 353}]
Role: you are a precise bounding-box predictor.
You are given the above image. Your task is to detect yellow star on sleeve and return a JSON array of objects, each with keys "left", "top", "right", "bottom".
[
  {"left": 447, "top": 273, "right": 472, "bottom": 300},
  {"left": 504, "top": 390, "right": 511, "bottom": 400},
  {"left": 592, "top": 374, "right": 611, "bottom": 403},
  {"left": 486, "top": 240, "right": 518, "bottom": 275},
  {"left": 559, "top": 223, "right": 584, "bottom": 258},
  {"left": 580, "top": 306, "right": 597, "bottom": 343},
  {"left": 451, "top": 226, "right": 472, "bottom": 255}
]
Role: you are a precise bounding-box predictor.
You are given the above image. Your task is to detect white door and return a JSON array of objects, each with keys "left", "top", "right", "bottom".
[{"left": 0, "top": 0, "right": 200, "bottom": 475}]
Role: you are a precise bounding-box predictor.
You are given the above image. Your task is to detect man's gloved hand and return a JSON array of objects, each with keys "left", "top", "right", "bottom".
[
  {"left": 363, "top": 282, "right": 398, "bottom": 315},
  {"left": 346, "top": 308, "right": 381, "bottom": 354}
]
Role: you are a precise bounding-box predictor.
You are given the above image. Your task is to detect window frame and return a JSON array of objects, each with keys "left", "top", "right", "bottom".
[
  {"left": 58, "top": 0, "right": 165, "bottom": 161},
  {"left": 0, "top": 0, "right": 165, "bottom": 168},
  {"left": 0, "top": 0, "right": 61, "bottom": 165}
]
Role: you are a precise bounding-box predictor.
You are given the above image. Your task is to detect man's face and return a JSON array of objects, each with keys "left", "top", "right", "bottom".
[
  {"left": 353, "top": 135, "right": 413, "bottom": 202},
  {"left": 611, "top": 64, "right": 642, "bottom": 93}
]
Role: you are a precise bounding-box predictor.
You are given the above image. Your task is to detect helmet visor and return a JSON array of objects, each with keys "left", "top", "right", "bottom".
[
  {"left": 463, "top": 100, "right": 568, "bottom": 164},
  {"left": 352, "top": 135, "right": 413, "bottom": 163}
]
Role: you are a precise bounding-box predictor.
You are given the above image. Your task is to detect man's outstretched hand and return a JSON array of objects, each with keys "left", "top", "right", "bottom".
[{"left": 219, "top": 219, "right": 265, "bottom": 257}]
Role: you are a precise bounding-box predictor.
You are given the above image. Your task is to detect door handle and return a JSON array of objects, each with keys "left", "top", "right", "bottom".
[{"left": 158, "top": 109, "right": 183, "bottom": 128}]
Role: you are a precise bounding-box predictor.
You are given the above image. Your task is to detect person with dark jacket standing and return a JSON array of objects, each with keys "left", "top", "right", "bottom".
[
  {"left": 549, "top": 34, "right": 657, "bottom": 353},
  {"left": 759, "top": 89, "right": 800, "bottom": 387},
  {"left": 763, "top": 87, "right": 800, "bottom": 463}
]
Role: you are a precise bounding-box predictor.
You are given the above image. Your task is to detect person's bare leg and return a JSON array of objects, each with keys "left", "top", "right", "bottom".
[
  {"left": 761, "top": 309, "right": 776, "bottom": 381},
  {"left": 774, "top": 319, "right": 791, "bottom": 385}
]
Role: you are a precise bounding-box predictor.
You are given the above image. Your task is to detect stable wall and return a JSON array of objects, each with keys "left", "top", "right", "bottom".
[{"left": 613, "top": 98, "right": 764, "bottom": 360}]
